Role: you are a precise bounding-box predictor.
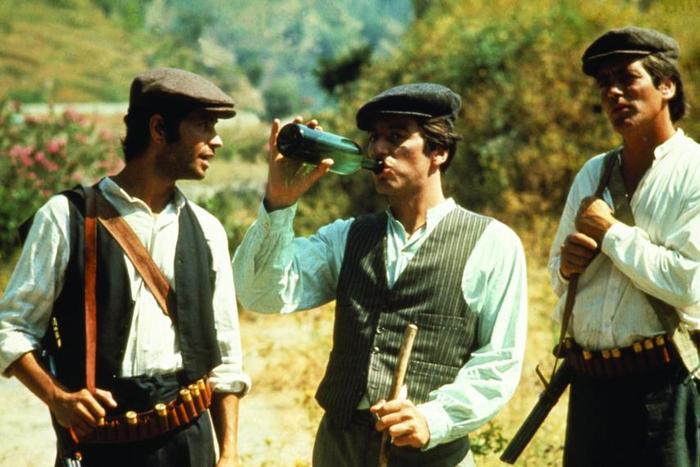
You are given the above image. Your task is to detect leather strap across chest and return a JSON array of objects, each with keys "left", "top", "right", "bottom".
[{"left": 83, "top": 185, "right": 175, "bottom": 393}]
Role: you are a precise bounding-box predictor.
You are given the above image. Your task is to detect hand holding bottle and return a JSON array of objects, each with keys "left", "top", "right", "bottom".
[{"left": 264, "top": 116, "right": 334, "bottom": 211}]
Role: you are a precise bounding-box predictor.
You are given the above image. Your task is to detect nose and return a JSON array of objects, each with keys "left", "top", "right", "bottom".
[
  {"left": 209, "top": 134, "right": 223, "bottom": 150},
  {"left": 369, "top": 137, "right": 390, "bottom": 159},
  {"left": 603, "top": 82, "right": 623, "bottom": 101}
]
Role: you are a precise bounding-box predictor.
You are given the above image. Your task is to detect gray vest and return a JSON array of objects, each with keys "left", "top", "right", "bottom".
[{"left": 316, "top": 206, "right": 491, "bottom": 427}]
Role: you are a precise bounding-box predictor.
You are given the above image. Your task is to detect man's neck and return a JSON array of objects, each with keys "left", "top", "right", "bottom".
[
  {"left": 110, "top": 159, "right": 176, "bottom": 214},
  {"left": 388, "top": 186, "right": 446, "bottom": 236},
  {"left": 620, "top": 117, "right": 676, "bottom": 196}
]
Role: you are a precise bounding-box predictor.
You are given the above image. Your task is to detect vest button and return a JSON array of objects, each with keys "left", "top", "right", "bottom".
[
  {"left": 376, "top": 326, "right": 384, "bottom": 334},
  {"left": 372, "top": 346, "right": 380, "bottom": 353}
]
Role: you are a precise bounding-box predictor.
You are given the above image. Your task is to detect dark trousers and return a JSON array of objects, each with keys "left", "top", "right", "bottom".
[
  {"left": 564, "top": 365, "right": 700, "bottom": 467},
  {"left": 54, "top": 373, "right": 215, "bottom": 467},
  {"left": 312, "top": 412, "right": 473, "bottom": 467}
]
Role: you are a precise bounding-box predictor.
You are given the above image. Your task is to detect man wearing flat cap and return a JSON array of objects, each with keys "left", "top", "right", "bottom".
[
  {"left": 233, "top": 82, "right": 527, "bottom": 466},
  {"left": 548, "top": 26, "right": 700, "bottom": 466},
  {"left": 0, "top": 67, "right": 250, "bottom": 466}
]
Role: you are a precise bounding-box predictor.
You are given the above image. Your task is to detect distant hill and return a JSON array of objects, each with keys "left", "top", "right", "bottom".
[
  {"left": 0, "top": 0, "right": 414, "bottom": 117},
  {"left": 0, "top": 0, "right": 152, "bottom": 102}
]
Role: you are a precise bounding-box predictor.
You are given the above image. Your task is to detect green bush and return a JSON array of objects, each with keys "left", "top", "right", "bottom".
[
  {"left": 0, "top": 100, "right": 122, "bottom": 259},
  {"left": 314, "top": 0, "right": 700, "bottom": 232}
]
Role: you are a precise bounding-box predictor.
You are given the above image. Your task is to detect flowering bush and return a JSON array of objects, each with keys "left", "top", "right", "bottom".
[{"left": 0, "top": 100, "right": 123, "bottom": 259}]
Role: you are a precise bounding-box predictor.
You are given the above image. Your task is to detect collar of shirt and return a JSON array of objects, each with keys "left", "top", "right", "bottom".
[
  {"left": 98, "top": 177, "right": 186, "bottom": 229},
  {"left": 652, "top": 128, "right": 685, "bottom": 164},
  {"left": 384, "top": 198, "right": 456, "bottom": 287}
]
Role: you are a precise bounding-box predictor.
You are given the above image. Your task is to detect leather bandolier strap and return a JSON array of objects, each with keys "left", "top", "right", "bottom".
[
  {"left": 80, "top": 186, "right": 209, "bottom": 444},
  {"left": 81, "top": 379, "right": 212, "bottom": 444}
]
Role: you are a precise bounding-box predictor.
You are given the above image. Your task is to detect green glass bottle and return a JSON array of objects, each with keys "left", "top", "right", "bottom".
[{"left": 276, "top": 123, "right": 382, "bottom": 175}]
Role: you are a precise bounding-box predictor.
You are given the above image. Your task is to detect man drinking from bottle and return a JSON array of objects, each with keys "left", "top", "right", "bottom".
[{"left": 233, "top": 83, "right": 527, "bottom": 466}]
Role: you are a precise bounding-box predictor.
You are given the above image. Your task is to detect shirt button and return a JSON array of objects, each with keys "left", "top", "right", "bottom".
[
  {"left": 376, "top": 326, "right": 384, "bottom": 334},
  {"left": 372, "top": 346, "right": 380, "bottom": 353}
]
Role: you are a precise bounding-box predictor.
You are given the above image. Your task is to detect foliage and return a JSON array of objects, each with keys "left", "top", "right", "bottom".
[
  {"left": 313, "top": 0, "right": 700, "bottom": 230},
  {"left": 0, "top": 100, "right": 123, "bottom": 259},
  {"left": 315, "top": 43, "right": 374, "bottom": 95},
  {"left": 0, "top": 0, "right": 152, "bottom": 103}
]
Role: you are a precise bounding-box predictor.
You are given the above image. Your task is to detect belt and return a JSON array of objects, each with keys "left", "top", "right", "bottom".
[
  {"left": 80, "top": 378, "right": 212, "bottom": 444},
  {"left": 559, "top": 336, "right": 680, "bottom": 378}
]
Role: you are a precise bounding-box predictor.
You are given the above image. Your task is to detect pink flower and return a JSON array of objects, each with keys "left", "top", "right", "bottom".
[
  {"left": 99, "top": 129, "right": 114, "bottom": 141},
  {"left": 45, "top": 138, "right": 66, "bottom": 154},
  {"left": 9, "top": 145, "right": 32, "bottom": 160},
  {"left": 63, "top": 108, "right": 85, "bottom": 124},
  {"left": 20, "top": 151, "right": 34, "bottom": 167}
]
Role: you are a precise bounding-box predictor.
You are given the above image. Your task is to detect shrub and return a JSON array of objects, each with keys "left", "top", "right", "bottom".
[{"left": 0, "top": 100, "right": 123, "bottom": 259}]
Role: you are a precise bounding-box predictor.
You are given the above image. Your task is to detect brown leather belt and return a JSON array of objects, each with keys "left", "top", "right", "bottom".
[
  {"left": 80, "top": 379, "right": 212, "bottom": 444},
  {"left": 560, "top": 336, "right": 681, "bottom": 378}
]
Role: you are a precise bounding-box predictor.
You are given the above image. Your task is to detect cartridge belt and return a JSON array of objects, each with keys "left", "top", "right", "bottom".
[
  {"left": 81, "top": 378, "right": 212, "bottom": 444},
  {"left": 559, "top": 335, "right": 681, "bottom": 379}
]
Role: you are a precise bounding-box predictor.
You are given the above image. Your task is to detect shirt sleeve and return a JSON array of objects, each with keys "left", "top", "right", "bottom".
[
  {"left": 0, "top": 196, "right": 71, "bottom": 375},
  {"left": 232, "top": 202, "right": 352, "bottom": 313},
  {"left": 200, "top": 211, "right": 252, "bottom": 395},
  {"left": 601, "top": 202, "right": 700, "bottom": 312},
  {"left": 417, "top": 221, "right": 528, "bottom": 449}
]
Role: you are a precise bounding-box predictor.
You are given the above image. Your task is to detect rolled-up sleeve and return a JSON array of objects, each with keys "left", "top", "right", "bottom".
[
  {"left": 206, "top": 218, "right": 252, "bottom": 395},
  {"left": 232, "top": 202, "right": 351, "bottom": 313},
  {"left": 0, "top": 196, "right": 71, "bottom": 375}
]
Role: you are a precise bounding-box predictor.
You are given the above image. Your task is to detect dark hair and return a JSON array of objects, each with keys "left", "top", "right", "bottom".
[
  {"left": 419, "top": 116, "right": 462, "bottom": 172},
  {"left": 641, "top": 54, "right": 686, "bottom": 122},
  {"left": 121, "top": 105, "right": 193, "bottom": 162}
]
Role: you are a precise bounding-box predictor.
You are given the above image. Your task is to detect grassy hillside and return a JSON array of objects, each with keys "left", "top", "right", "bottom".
[{"left": 0, "top": 0, "right": 151, "bottom": 102}]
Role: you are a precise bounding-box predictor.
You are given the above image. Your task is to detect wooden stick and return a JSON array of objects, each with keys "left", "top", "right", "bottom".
[{"left": 378, "top": 323, "right": 418, "bottom": 467}]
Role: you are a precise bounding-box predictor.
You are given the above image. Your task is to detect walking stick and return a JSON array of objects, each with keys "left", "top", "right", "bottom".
[{"left": 378, "top": 323, "right": 418, "bottom": 467}]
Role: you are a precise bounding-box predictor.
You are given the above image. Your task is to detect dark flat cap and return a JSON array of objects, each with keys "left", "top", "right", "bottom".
[
  {"left": 128, "top": 67, "right": 236, "bottom": 118},
  {"left": 582, "top": 26, "right": 679, "bottom": 76},
  {"left": 356, "top": 83, "right": 461, "bottom": 130}
]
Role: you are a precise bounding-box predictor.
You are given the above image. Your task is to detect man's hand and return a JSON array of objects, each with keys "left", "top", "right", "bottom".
[
  {"left": 263, "top": 116, "right": 334, "bottom": 211},
  {"left": 575, "top": 196, "right": 618, "bottom": 244},
  {"left": 559, "top": 232, "right": 599, "bottom": 279},
  {"left": 49, "top": 387, "right": 117, "bottom": 438},
  {"left": 370, "top": 399, "right": 430, "bottom": 449}
]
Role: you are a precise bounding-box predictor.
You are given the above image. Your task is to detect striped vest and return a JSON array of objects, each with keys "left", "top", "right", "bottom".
[{"left": 316, "top": 206, "right": 491, "bottom": 427}]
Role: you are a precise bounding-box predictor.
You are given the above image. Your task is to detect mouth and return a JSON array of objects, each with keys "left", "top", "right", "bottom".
[
  {"left": 610, "top": 104, "right": 633, "bottom": 118},
  {"left": 198, "top": 153, "right": 214, "bottom": 170}
]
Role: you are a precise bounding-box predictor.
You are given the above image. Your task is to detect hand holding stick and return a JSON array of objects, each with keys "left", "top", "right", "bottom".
[{"left": 378, "top": 323, "right": 418, "bottom": 467}]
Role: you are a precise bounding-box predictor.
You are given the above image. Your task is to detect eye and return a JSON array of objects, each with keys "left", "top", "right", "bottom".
[{"left": 390, "top": 132, "right": 404, "bottom": 144}]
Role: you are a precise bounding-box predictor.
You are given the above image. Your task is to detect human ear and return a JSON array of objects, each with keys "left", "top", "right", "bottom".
[
  {"left": 149, "top": 114, "right": 167, "bottom": 143},
  {"left": 659, "top": 79, "right": 676, "bottom": 100},
  {"left": 431, "top": 148, "right": 449, "bottom": 168}
]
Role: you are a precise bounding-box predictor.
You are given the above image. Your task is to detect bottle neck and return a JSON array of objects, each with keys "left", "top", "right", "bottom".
[{"left": 361, "top": 158, "right": 383, "bottom": 173}]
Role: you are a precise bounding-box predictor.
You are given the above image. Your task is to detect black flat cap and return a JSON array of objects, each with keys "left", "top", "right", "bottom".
[
  {"left": 356, "top": 83, "right": 461, "bottom": 130},
  {"left": 128, "top": 67, "right": 236, "bottom": 118},
  {"left": 582, "top": 26, "right": 679, "bottom": 76}
]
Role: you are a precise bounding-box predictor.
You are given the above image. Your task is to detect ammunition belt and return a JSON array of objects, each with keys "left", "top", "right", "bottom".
[
  {"left": 560, "top": 335, "right": 681, "bottom": 378},
  {"left": 81, "top": 378, "right": 212, "bottom": 444}
]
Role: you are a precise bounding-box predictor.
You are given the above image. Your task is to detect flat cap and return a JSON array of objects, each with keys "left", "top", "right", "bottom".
[
  {"left": 582, "top": 26, "right": 679, "bottom": 76},
  {"left": 356, "top": 83, "right": 461, "bottom": 130},
  {"left": 128, "top": 67, "right": 236, "bottom": 118}
]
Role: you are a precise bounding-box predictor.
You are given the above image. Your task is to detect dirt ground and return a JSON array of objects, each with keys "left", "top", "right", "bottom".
[{"left": 0, "top": 309, "right": 330, "bottom": 467}]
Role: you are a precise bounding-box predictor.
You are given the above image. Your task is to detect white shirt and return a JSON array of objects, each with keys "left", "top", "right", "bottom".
[
  {"left": 232, "top": 198, "right": 527, "bottom": 449},
  {"left": 0, "top": 177, "right": 251, "bottom": 394},
  {"left": 548, "top": 129, "right": 700, "bottom": 350}
]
